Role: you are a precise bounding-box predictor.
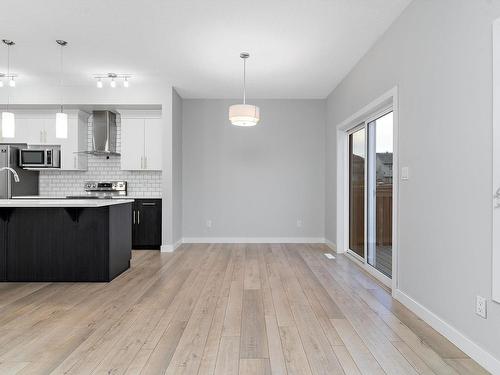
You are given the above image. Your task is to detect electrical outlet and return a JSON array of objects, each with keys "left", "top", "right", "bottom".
[
  {"left": 206, "top": 219, "right": 212, "bottom": 229},
  {"left": 476, "top": 296, "right": 487, "bottom": 319},
  {"left": 296, "top": 219, "right": 303, "bottom": 228}
]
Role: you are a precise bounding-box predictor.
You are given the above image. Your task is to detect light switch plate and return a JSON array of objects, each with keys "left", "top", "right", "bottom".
[{"left": 401, "top": 166, "right": 410, "bottom": 180}]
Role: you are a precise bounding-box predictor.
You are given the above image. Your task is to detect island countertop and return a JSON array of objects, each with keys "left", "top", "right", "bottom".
[{"left": 0, "top": 199, "right": 135, "bottom": 208}]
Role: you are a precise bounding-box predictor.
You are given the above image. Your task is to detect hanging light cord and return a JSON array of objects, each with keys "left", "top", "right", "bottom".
[
  {"left": 7, "top": 44, "right": 10, "bottom": 77},
  {"left": 59, "top": 43, "right": 64, "bottom": 113},
  {"left": 6, "top": 43, "right": 11, "bottom": 110},
  {"left": 243, "top": 57, "right": 246, "bottom": 105}
]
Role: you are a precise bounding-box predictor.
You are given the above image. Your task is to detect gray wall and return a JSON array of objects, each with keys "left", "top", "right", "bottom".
[
  {"left": 172, "top": 88, "right": 183, "bottom": 244},
  {"left": 183, "top": 99, "right": 326, "bottom": 239},
  {"left": 326, "top": 0, "right": 500, "bottom": 362}
]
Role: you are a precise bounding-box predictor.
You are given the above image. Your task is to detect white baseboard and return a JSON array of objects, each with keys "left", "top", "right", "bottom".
[
  {"left": 160, "top": 238, "right": 183, "bottom": 253},
  {"left": 182, "top": 237, "right": 326, "bottom": 244},
  {"left": 325, "top": 239, "right": 337, "bottom": 252},
  {"left": 394, "top": 289, "right": 500, "bottom": 374}
]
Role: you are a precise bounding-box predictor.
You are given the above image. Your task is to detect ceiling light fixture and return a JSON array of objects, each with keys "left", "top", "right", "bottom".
[
  {"left": 93, "top": 73, "right": 131, "bottom": 88},
  {"left": 0, "top": 40, "right": 18, "bottom": 92},
  {"left": 55, "top": 40, "right": 68, "bottom": 139},
  {"left": 229, "top": 52, "right": 260, "bottom": 127},
  {"left": 1, "top": 39, "right": 16, "bottom": 138}
]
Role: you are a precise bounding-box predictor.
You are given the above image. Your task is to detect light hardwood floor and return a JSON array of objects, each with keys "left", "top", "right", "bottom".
[{"left": 0, "top": 244, "right": 489, "bottom": 375}]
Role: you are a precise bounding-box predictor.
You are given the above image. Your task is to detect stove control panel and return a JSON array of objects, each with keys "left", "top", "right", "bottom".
[{"left": 84, "top": 181, "right": 127, "bottom": 195}]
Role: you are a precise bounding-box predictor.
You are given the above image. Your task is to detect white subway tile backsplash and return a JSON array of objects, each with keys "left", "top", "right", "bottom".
[{"left": 39, "top": 115, "right": 162, "bottom": 197}]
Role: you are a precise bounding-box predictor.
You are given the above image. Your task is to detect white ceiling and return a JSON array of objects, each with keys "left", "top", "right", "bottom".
[{"left": 0, "top": 0, "right": 411, "bottom": 99}]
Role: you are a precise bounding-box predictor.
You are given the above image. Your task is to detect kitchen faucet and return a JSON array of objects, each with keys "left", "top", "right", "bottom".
[{"left": 0, "top": 167, "right": 20, "bottom": 182}]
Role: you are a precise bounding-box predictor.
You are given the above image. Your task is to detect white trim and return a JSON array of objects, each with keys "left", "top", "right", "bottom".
[
  {"left": 492, "top": 18, "right": 500, "bottom": 303},
  {"left": 345, "top": 251, "right": 392, "bottom": 288},
  {"left": 325, "top": 239, "right": 338, "bottom": 252},
  {"left": 395, "top": 289, "right": 500, "bottom": 374},
  {"left": 336, "top": 87, "right": 399, "bottom": 292},
  {"left": 160, "top": 238, "right": 183, "bottom": 252},
  {"left": 182, "top": 237, "right": 326, "bottom": 244}
]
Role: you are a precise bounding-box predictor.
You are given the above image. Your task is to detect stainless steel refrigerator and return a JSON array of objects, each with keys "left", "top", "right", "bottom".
[{"left": 0, "top": 144, "right": 39, "bottom": 199}]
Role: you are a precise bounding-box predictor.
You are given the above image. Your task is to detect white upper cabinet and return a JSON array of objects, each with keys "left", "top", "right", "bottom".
[
  {"left": 0, "top": 110, "right": 89, "bottom": 170},
  {"left": 119, "top": 110, "right": 163, "bottom": 171},
  {"left": 144, "top": 118, "right": 163, "bottom": 170},
  {"left": 59, "top": 112, "right": 89, "bottom": 170},
  {"left": 121, "top": 118, "right": 144, "bottom": 170}
]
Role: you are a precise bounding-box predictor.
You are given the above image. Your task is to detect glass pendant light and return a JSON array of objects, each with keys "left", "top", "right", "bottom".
[
  {"left": 1, "top": 40, "right": 15, "bottom": 138},
  {"left": 55, "top": 40, "right": 68, "bottom": 139},
  {"left": 229, "top": 52, "right": 260, "bottom": 126}
]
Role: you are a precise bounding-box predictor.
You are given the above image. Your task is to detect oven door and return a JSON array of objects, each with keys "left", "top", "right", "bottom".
[{"left": 19, "top": 149, "right": 47, "bottom": 167}]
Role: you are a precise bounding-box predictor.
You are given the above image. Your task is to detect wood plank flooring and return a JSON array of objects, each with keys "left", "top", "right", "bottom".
[{"left": 0, "top": 244, "right": 489, "bottom": 375}]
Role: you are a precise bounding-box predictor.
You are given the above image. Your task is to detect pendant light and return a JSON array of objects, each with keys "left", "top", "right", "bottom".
[
  {"left": 1, "top": 40, "right": 15, "bottom": 138},
  {"left": 229, "top": 52, "right": 260, "bottom": 126},
  {"left": 55, "top": 40, "right": 68, "bottom": 139}
]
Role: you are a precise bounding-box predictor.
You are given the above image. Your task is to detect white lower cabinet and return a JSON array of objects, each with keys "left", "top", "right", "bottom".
[{"left": 120, "top": 112, "right": 163, "bottom": 171}]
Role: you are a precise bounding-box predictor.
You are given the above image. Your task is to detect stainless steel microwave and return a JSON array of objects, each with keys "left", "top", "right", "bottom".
[{"left": 19, "top": 148, "right": 61, "bottom": 168}]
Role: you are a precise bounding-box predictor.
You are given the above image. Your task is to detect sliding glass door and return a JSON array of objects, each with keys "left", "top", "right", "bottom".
[
  {"left": 348, "top": 110, "right": 394, "bottom": 280},
  {"left": 348, "top": 127, "right": 366, "bottom": 259}
]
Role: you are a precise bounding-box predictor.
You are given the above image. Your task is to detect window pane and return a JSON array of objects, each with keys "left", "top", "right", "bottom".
[
  {"left": 349, "top": 128, "right": 365, "bottom": 258},
  {"left": 367, "top": 112, "right": 393, "bottom": 278}
]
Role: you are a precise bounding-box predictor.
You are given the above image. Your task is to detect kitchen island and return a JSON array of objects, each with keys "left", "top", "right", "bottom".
[{"left": 0, "top": 199, "right": 133, "bottom": 282}]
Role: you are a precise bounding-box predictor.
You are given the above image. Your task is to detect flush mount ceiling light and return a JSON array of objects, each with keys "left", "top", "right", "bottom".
[
  {"left": 229, "top": 52, "right": 260, "bottom": 127},
  {"left": 55, "top": 40, "right": 68, "bottom": 139},
  {"left": 94, "top": 73, "right": 131, "bottom": 88},
  {"left": 1, "top": 39, "right": 16, "bottom": 138}
]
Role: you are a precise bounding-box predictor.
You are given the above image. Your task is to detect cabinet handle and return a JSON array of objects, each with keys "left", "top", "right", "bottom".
[
  {"left": 40, "top": 130, "right": 43, "bottom": 143},
  {"left": 140, "top": 156, "right": 144, "bottom": 169},
  {"left": 142, "top": 202, "right": 156, "bottom": 206},
  {"left": 133, "top": 210, "right": 136, "bottom": 224},
  {"left": 144, "top": 156, "right": 147, "bottom": 169},
  {"left": 73, "top": 156, "right": 77, "bottom": 169},
  {"left": 137, "top": 211, "right": 140, "bottom": 224}
]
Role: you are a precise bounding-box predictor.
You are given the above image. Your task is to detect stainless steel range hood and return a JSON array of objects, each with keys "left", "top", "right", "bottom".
[{"left": 78, "top": 110, "right": 120, "bottom": 156}]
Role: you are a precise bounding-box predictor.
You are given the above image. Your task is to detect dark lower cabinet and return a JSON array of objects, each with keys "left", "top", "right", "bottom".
[
  {"left": 0, "top": 211, "right": 7, "bottom": 281},
  {"left": 0, "top": 203, "right": 132, "bottom": 282},
  {"left": 132, "top": 199, "right": 162, "bottom": 249}
]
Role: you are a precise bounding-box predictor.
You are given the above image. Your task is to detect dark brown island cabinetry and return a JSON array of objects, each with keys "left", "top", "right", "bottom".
[{"left": 0, "top": 202, "right": 132, "bottom": 282}]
